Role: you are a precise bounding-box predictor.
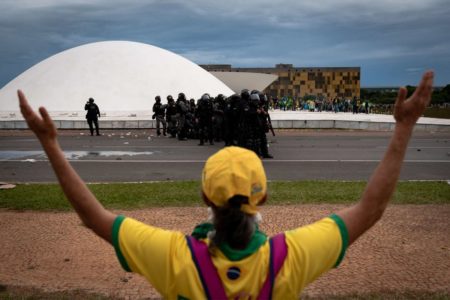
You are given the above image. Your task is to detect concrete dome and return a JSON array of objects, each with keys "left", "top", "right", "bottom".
[
  {"left": 210, "top": 71, "right": 277, "bottom": 94},
  {"left": 0, "top": 41, "right": 233, "bottom": 114}
]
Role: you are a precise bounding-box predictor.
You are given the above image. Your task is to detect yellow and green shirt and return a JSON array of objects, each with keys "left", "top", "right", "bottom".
[{"left": 113, "top": 214, "right": 348, "bottom": 299}]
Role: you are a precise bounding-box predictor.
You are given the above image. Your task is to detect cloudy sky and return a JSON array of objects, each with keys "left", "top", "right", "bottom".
[{"left": 1, "top": 0, "right": 449, "bottom": 87}]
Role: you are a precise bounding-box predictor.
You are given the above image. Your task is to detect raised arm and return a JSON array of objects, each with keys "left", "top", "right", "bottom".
[
  {"left": 18, "top": 90, "right": 116, "bottom": 243},
  {"left": 336, "top": 71, "right": 434, "bottom": 245}
]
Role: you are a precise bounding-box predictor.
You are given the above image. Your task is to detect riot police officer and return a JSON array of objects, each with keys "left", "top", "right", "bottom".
[
  {"left": 165, "top": 95, "right": 177, "bottom": 137},
  {"left": 256, "top": 92, "right": 273, "bottom": 159},
  {"left": 237, "top": 89, "right": 251, "bottom": 148},
  {"left": 196, "top": 93, "right": 214, "bottom": 146},
  {"left": 212, "top": 94, "right": 226, "bottom": 143},
  {"left": 224, "top": 94, "right": 240, "bottom": 146},
  {"left": 84, "top": 97, "right": 101, "bottom": 136},
  {"left": 152, "top": 96, "right": 167, "bottom": 136},
  {"left": 186, "top": 98, "right": 197, "bottom": 139},
  {"left": 176, "top": 93, "right": 188, "bottom": 140}
]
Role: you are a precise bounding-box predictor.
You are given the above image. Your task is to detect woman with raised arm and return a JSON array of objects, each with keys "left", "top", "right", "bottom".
[{"left": 18, "top": 71, "right": 434, "bottom": 299}]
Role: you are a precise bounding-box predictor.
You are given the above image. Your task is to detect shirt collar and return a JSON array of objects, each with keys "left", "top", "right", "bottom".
[{"left": 191, "top": 222, "right": 267, "bottom": 261}]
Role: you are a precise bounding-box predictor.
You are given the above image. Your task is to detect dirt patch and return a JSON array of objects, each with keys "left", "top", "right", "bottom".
[{"left": 1, "top": 204, "right": 449, "bottom": 299}]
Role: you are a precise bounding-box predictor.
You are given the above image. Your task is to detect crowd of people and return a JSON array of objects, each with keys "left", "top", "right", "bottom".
[
  {"left": 85, "top": 91, "right": 399, "bottom": 159},
  {"left": 152, "top": 89, "right": 274, "bottom": 159},
  {"left": 271, "top": 96, "right": 371, "bottom": 114}
]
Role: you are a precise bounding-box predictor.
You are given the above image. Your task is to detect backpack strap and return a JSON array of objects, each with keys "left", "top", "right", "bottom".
[
  {"left": 257, "top": 233, "right": 288, "bottom": 300},
  {"left": 186, "top": 234, "right": 287, "bottom": 300},
  {"left": 186, "top": 236, "right": 227, "bottom": 300}
]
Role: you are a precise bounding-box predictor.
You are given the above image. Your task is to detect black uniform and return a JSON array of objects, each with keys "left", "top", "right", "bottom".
[
  {"left": 237, "top": 90, "right": 251, "bottom": 148},
  {"left": 84, "top": 98, "right": 100, "bottom": 136},
  {"left": 176, "top": 93, "right": 188, "bottom": 140},
  {"left": 186, "top": 99, "right": 197, "bottom": 139},
  {"left": 196, "top": 94, "right": 214, "bottom": 145},
  {"left": 245, "top": 93, "right": 263, "bottom": 155},
  {"left": 224, "top": 94, "right": 240, "bottom": 146},
  {"left": 152, "top": 96, "right": 167, "bottom": 136},
  {"left": 257, "top": 93, "right": 273, "bottom": 158},
  {"left": 166, "top": 96, "right": 177, "bottom": 137},
  {"left": 212, "top": 94, "right": 226, "bottom": 142}
]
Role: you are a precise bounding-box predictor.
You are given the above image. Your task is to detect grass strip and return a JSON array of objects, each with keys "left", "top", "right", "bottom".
[{"left": 0, "top": 181, "right": 449, "bottom": 211}]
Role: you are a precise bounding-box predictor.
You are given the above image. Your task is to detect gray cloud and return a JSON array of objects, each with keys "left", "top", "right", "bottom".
[{"left": 0, "top": 0, "right": 449, "bottom": 87}]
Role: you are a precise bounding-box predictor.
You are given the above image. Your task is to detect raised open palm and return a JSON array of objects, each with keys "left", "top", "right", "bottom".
[
  {"left": 18, "top": 90, "right": 57, "bottom": 143},
  {"left": 394, "top": 71, "right": 434, "bottom": 127}
]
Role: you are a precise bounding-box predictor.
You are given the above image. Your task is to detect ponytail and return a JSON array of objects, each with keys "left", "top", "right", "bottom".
[{"left": 208, "top": 195, "right": 255, "bottom": 254}]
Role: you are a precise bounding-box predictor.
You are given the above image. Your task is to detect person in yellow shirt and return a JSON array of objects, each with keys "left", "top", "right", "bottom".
[
  {"left": 113, "top": 146, "right": 346, "bottom": 299},
  {"left": 17, "top": 71, "right": 434, "bottom": 299}
]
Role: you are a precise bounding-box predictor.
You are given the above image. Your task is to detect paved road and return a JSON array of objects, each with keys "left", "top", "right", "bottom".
[{"left": 1, "top": 130, "right": 449, "bottom": 182}]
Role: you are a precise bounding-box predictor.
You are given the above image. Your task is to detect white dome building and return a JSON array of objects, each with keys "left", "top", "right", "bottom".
[{"left": 0, "top": 41, "right": 233, "bottom": 120}]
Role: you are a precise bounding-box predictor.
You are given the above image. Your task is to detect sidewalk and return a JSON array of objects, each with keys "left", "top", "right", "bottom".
[
  {"left": 1, "top": 110, "right": 449, "bottom": 131},
  {"left": 268, "top": 110, "right": 450, "bottom": 132}
]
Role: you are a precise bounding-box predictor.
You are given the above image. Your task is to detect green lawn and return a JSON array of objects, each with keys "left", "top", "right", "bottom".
[{"left": 0, "top": 180, "right": 449, "bottom": 211}]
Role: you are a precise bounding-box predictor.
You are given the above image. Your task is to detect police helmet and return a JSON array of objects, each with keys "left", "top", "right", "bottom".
[
  {"left": 259, "top": 93, "right": 268, "bottom": 102},
  {"left": 178, "top": 93, "right": 186, "bottom": 100},
  {"left": 241, "top": 89, "right": 250, "bottom": 99},
  {"left": 250, "top": 93, "right": 260, "bottom": 101}
]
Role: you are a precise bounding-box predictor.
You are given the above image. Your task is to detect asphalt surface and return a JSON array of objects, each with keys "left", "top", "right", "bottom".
[{"left": 1, "top": 129, "right": 449, "bottom": 182}]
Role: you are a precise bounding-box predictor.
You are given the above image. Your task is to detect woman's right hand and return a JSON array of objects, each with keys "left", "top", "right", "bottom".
[
  {"left": 394, "top": 71, "right": 434, "bottom": 128},
  {"left": 18, "top": 90, "right": 58, "bottom": 145}
]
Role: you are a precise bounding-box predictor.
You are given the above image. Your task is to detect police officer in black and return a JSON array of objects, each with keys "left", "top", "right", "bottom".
[
  {"left": 152, "top": 96, "right": 167, "bottom": 136},
  {"left": 237, "top": 89, "right": 251, "bottom": 148},
  {"left": 166, "top": 95, "right": 177, "bottom": 138},
  {"left": 196, "top": 93, "right": 214, "bottom": 146},
  {"left": 84, "top": 97, "right": 100, "bottom": 136},
  {"left": 185, "top": 98, "right": 197, "bottom": 139},
  {"left": 245, "top": 92, "right": 263, "bottom": 155},
  {"left": 176, "top": 93, "right": 189, "bottom": 140},
  {"left": 223, "top": 94, "right": 240, "bottom": 146},
  {"left": 256, "top": 92, "right": 273, "bottom": 159},
  {"left": 212, "top": 94, "right": 226, "bottom": 143}
]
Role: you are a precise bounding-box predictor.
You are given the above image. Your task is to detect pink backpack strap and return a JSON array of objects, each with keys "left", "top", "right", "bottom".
[
  {"left": 186, "top": 233, "right": 287, "bottom": 300},
  {"left": 186, "top": 236, "right": 227, "bottom": 299},
  {"left": 257, "top": 233, "right": 288, "bottom": 300}
]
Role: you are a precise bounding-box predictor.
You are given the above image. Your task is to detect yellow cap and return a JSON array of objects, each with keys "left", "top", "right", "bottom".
[{"left": 202, "top": 146, "right": 267, "bottom": 215}]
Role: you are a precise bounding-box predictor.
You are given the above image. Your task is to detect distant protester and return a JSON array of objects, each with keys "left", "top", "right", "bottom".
[
  {"left": 84, "top": 97, "right": 101, "bottom": 136},
  {"left": 18, "top": 71, "right": 434, "bottom": 298}
]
